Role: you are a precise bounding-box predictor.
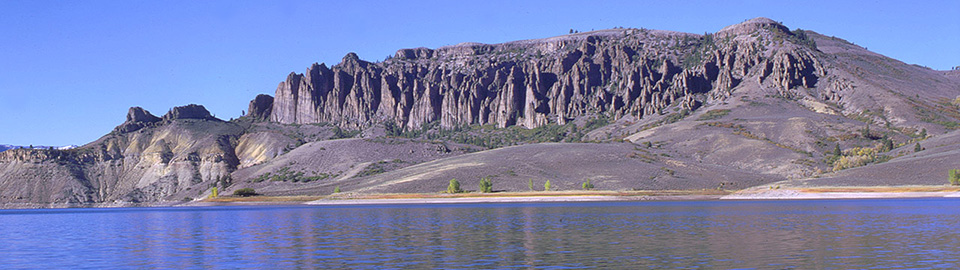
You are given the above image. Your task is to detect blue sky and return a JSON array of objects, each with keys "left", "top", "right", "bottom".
[{"left": 1, "top": 0, "right": 958, "bottom": 146}]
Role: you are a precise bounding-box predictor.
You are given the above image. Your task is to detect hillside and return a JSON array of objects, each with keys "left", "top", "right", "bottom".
[{"left": 1, "top": 17, "right": 958, "bottom": 206}]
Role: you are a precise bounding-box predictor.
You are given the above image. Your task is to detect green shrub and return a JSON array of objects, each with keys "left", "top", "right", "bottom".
[
  {"left": 233, "top": 188, "right": 257, "bottom": 197},
  {"left": 950, "top": 169, "right": 960, "bottom": 185},
  {"left": 479, "top": 177, "right": 493, "bottom": 193},
  {"left": 582, "top": 179, "right": 594, "bottom": 190},
  {"left": 331, "top": 126, "right": 361, "bottom": 139},
  {"left": 528, "top": 179, "right": 534, "bottom": 191},
  {"left": 915, "top": 143, "right": 922, "bottom": 152},
  {"left": 544, "top": 180, "right": 552, "bottom": 191},
  {"left": 333, "top": 186, "right": 341, "bottom": 193},
  {"left": 696, "top": 109, "right": 730, "bottom": 121},
  {"left": 832, "top": 147, "right": 879, "bottom": 171},
  {"left": 251, "top": 166, "right": 337, "bottom": 183},
  {"left": 355, "top": 162, "right": 387, "bottom": 178},
  {"left": 447, "top": 179, "right": 463, "bottom": 194},
  {"left": 880, "top": 137, "right": 894, "bottom": 152}
]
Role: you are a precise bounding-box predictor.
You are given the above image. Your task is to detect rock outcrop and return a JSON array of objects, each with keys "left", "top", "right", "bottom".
[
  {"left": 268, "top": 18, "right": 826, "bottom": 130},
  {"left": 247, "top": 94, "right": 274, "bottom": 120},
  {"left": 127, "top": 107, "right": 161, "bottom": 123},
  {"left": 114, "top": 107, "right": 161, "bottom": 133},
  {"left": 162, "top": 104, "right": 216, "bottom": 121},
  {"left": 0, "top": 104, "right": 241, "bottom": 204}
]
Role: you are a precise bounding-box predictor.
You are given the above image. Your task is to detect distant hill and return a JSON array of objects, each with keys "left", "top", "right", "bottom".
[
  {"left": 2, "top": 17, "right": 959, "bottom": 206},
  {"left": 0, "top": 144, "right": 76, "bottom": 152}
]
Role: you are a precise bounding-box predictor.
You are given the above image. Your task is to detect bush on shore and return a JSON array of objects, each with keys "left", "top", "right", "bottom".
[{"left": 234, "top": 188, "right": 258, "bottom": 197}]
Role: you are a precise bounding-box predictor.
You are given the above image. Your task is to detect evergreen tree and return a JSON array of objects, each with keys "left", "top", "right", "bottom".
[
  {"left": 915, "top": 143, "right": 922, "bottom": 152},
  {"left": 833, "top": 143, "right": 842, "bottom": 156},
  {"left": 544, "top": 180, "right": 552, "bottom": 191}
]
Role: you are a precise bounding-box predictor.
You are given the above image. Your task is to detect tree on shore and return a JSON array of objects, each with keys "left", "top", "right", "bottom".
[
  {"left": 479, "top": 177, "right": 493, "bottom": 193},
  {"left": 582, "top": 179, "right": 594, "bottom": 190},
  {"left": 950, "top": 169, "right": 960, "bottom": 185},
  {"left": 447, "top": 178, "right": 463, "bottom": 193},
  {"left": 544, "top": 180, "right": 552, "bottom": 191},
  {"left": 233, "top": 188, "right": 256, "bottom": 197}
]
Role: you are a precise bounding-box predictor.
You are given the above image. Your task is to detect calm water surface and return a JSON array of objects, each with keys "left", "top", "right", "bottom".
[{"left": 1, "top": 198, "right": 959, "bottom": 269}]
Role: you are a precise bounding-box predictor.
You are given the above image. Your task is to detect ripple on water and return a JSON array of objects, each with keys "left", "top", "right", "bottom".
[{"left": 0, "top": 199, "right": 959, "bottom": 268}]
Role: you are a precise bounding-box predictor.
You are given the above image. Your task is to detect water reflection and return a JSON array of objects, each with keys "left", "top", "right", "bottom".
[{"left": 1, "top": 199, "right": 959, "bottom": 269}]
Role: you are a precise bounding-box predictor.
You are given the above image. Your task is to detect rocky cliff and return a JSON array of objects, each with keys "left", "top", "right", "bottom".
[
  {"left": 0, "top": 105, "right": 243, "bottom": 204},
  {"left": 267, "top": 18, "right": 826, "bottom": 131},
  {"left": 247, "top": 94, "right": 274, "bottom": 121},
  {"left": 4, "top": 17, "right": 958, "bottom": 205}
]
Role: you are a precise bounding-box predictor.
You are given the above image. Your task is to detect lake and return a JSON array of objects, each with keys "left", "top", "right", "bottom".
[{"left": 1, "top": 198, "right": 959, "bottom": 269}]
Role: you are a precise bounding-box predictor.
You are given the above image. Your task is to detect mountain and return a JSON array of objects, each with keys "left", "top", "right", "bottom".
[
  {"left": 264, "top": 18, "right": 826, "bottom": 131},
  {"left": 1, "top": 18, "right": 958, "bottom": 206},
  {"left": 0, "top": 144, "right": 77, "bottom": 153}
]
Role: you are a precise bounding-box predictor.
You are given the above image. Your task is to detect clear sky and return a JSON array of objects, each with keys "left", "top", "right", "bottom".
[{"left": 1, "top": 0, "right": 958, "bottom": 146}]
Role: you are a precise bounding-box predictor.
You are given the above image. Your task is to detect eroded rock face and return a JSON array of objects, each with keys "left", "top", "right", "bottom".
[
  {"left": 0, "top": 105, "right": 242, "bottom": 204},
  {"left": 270, "top": 18, "right": 825, "bottom": 130},
  {"left": 127, "top": 107, "right": 161, "bottom": 123},
  {"left": 162, "top": 104, "right": 216, "bottom": 121},
  {"left": 247, "top": 94, "right": 274, "bottom": 121},
  {"left": 114, "top": 107, "right": 161, "bottom": 133}
]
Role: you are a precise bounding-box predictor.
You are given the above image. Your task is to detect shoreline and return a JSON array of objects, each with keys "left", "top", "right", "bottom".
[
  {"left": 306, "top": 195, "right": 628, "bottom": 205},
  {"left": 206, "top": 186, "right": 960, "bottom": 205},
  {"left": 4, "top": 187, "right": 960, "bottom": 209},
  {"left": 720, "top": 186, "right": 960, "bottom": 200}
]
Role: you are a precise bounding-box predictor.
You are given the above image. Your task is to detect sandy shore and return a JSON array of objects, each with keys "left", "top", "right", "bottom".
[
  {"left": 310, "top": 191, "right": 960, "bottom": 205},
  {"left": 306, "top": 195, "right": 628, "bottom": 205},
  {"left": 722, "top": 186, "right": 960, "bottom": 200},
  {"left": 5, "top": 187, "right": 958, "bottom": 209}
]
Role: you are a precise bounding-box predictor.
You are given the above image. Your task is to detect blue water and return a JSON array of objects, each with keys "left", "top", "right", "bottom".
[{"left": 2, "top": 198, "right": 960, "bottom": 269}]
